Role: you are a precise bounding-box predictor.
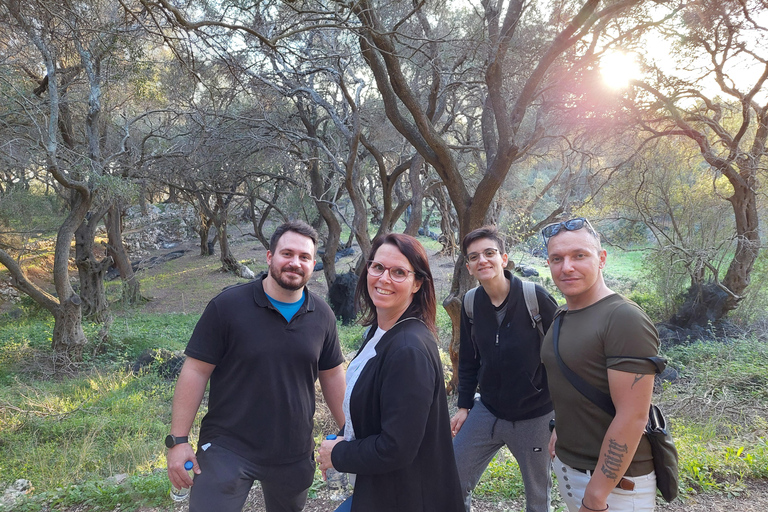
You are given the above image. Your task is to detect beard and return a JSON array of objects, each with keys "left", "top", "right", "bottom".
[{"left": 269, "top": 263, "right": 310, "bottom": 291}]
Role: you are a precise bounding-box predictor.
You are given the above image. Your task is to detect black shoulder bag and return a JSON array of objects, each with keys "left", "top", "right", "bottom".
[{"left": 552, "top": 314, "right": 679, "bottom": 502}]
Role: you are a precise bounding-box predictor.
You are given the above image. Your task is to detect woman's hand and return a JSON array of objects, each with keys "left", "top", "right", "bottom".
[{"left": 318, "top": 436, "right": 344, "bottom": 479}]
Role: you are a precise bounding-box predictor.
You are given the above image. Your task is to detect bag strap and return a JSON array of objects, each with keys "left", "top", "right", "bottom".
[
  {"left": 553, "top": 314, "right": 667, "bottom": 417},
  {"left": 522, "top": 281, "right": 544, "bottom": 341},
  {"left": 552, "top": 313, "right": 616, "bottom": 416},
  {"left": 463, "top": 286, "right": 479, "bottom": 325}
]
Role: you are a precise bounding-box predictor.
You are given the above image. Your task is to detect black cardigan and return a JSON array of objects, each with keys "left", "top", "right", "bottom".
[{"left": 331, "top": 316, "right": 464, "bottom": 512}]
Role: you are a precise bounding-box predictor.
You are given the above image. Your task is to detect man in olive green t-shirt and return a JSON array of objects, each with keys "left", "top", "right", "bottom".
[{"left": 539, "top": 218, "right": 659, "bottom": 512}]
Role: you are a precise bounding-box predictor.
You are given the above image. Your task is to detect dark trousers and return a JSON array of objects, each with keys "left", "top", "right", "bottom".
[{"left": 189, "top": 443, "right": 315, "bottom": 512}]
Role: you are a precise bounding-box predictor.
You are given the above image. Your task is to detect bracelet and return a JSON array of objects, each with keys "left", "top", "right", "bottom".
[{"left": 581, "top": 499, "right": 608, "bottom": 511}]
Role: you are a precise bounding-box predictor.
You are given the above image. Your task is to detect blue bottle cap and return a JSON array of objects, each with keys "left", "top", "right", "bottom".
[
  {"left": 325, "top": 434, "right": 337, "bottom": 440},
  {"left": 184, "top": 461, "right": 194, "bottom": 471}
]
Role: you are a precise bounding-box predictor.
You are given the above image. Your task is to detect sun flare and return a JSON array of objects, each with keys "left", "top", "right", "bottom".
[{"left": 600, "top": 52, "right": 640, "bottom": 89}]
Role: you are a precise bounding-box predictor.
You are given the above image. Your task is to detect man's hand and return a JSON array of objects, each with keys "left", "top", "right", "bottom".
[
  {"left": 450, "top": 408, "right": 469, "bottom": 437},
  {"left": 167, "top": 444, "right": 199, "bottom": 490}
]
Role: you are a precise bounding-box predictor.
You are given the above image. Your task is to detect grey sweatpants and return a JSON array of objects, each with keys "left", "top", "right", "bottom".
[{"left": 453, "top": 399, "right": 553, "bottom": 512}]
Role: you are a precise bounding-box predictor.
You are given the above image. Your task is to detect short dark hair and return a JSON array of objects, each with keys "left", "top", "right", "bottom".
[
  {"left": 461, "top": 226, "right": 505, "bottom": 256},
  {"left": 269, "top": 220, "right": 319, "bottom": 253},
  {"left": 355, "top": 233, "right": 437, "bottom": 334}
]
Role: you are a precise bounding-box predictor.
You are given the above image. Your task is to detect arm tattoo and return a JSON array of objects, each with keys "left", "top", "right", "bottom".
[
  {"left": 600, "top": 438, "right": 628, "bottom": 481},
  {"left": 631, "top": 373, "right": 645, "bottom": 389}
]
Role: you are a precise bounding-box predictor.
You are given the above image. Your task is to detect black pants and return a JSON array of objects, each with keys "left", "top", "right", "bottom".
[{"left": 189, "top": 443, "right": 315, "bottom": 512}]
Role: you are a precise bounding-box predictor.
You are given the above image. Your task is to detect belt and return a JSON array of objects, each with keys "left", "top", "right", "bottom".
[{"left": 571, "top": 467, "right": 636, "bottom": 491}]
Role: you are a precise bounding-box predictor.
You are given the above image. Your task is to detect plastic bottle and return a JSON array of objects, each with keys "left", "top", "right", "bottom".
[
  {"left": 170, "top": 460, "right": 194, "bottom": 502},
  {"left": 324, "top": 435, "right": 350, "bottom": 501}
]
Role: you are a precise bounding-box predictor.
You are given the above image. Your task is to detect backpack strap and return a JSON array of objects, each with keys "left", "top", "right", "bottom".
[
  {"left": 463, "top": 286, "right": 479, "bottom": 324},
  {"left": 521, "top": 280, "right": 544, "bottom": 341},
  {"left": 465, "top": 282, "right": 543, "bottom": 341},
  {"left": 463, "top": 286, "right": 480, "bottom": 359}
]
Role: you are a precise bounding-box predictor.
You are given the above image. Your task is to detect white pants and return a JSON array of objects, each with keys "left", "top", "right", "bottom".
[{"left": 553, "top": 456, "right": 656, "bottom": 512}]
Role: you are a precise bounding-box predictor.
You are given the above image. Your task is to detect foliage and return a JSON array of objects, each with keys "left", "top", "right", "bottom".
[
  {"left": 0, "top": 185, "right": 65, "bottom": 236},
  {"left": 337, "top": 322, "right": 365, "bottom": 355},
  {"left": 664, "top": 337, "right": 768, "bottom": 402},
  {"left": 0, "top": 312, "right": 204, "bottom": 511},
  {"left": 658, "top": 336, "right": 768, "bottom": 495},
  {"left": 673, "top": 423, "right": 768, "bottom": 496},
  {"left": 97, "top": 313, "right": 200, "bottom": 367},
  {"left": 594, "top": 138, "right": 741, "bottom": 321},
  {"left": 474, "top": 453, "right": 525, "bottom": 501}
]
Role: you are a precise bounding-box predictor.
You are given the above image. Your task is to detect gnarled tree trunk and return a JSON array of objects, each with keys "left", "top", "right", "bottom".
[
  {"left": 106, "top": 203, "right": 141, "bottom": 304},
  {"left": 74, "top": 206, "right": 111, "bottom": 323}
]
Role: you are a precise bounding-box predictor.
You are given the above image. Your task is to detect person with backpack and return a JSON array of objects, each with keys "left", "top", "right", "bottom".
[{"left": 451, "top": 226, "right": 558, "bottom": 512}]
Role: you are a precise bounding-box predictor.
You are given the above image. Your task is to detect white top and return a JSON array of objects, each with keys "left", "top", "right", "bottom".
[{"left": 343, "top": 327, "right": 387, "bottom": 442}]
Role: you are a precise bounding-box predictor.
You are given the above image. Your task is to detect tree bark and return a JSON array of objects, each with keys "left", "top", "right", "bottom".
[
  {"left": 74, "top": 206, "right": 111, "bottom": 323},
  {"left": 51, "top": 296, "right": 88, "bottom": 365},
  {"left": 198, "top": 212, "right": 213, "bottom": 256},
  {"left": 404, "top": 159, "right": 425, "bottom": 236},
  {"left": 106, "top": 203, "right": 141, "bottom": 304},
  {"left": 217, "top": 219, "right": 240, "bottom": 273}
]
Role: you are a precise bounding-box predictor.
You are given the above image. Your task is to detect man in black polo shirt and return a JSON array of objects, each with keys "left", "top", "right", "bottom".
[{"left": 166, "top": 220, "right": 346, "bottom": 512}]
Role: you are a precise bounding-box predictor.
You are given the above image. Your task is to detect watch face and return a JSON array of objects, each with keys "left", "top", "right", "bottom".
[{"left": 165, "top": 435, "right": 175, "bottom": 448}]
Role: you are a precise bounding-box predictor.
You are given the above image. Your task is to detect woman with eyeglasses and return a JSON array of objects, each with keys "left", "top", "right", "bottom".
[{"left": 317, "top": 233, "right": 463, "bottom": 512}]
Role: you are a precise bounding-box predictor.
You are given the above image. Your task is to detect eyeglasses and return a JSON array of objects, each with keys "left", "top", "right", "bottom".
[
  {"left": 541, "top": 217, "right": 598, "bottom": 245},
  {"left": 367, "top": 260, "right": 416, "bottom": 283},
  {"left": 466, "top": 248, "right": 500, "bottom": 264}
]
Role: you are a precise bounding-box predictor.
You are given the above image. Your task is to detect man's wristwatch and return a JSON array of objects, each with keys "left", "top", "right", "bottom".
[{"left": 165, "top": 434, "right": 189, "bottom": 448}]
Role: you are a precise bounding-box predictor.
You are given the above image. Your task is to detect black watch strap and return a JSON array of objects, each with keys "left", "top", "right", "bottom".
[{"left": 165, "top": 434, "right": 189, "bottom": 448}]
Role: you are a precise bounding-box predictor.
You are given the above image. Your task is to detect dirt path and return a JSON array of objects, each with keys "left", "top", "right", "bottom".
[{"left": 138, "top": 478, "right": 768, "bottom": 512}]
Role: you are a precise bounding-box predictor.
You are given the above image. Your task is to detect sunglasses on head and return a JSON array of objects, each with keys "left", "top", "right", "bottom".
[{"left": 541, "top": 217, "right": 597, "bottom": 245}]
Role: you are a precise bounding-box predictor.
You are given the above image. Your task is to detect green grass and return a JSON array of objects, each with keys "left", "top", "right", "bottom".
[
  {"left": 104, "top": 313, "right": 201, "bottom": 362},
  {"left": 474, "top": 453, "right": 525, "bottom": 500},
  {"left": 338, "top": 322, "right": 366, "bottom": 354},
  {"left": 0, "top": 370, "right": 178, "bottom": 511},
  {"left": 0, "top": 312, "right": 207, "bottom": 511}
]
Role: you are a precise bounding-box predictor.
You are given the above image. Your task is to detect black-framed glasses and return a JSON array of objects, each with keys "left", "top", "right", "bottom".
[
  {"left": 367, "top": 260, "right": 415, "bottom": 283},
  {"left": 466, "top": 248, "right": 500, "bottom": 264},
  {"left": 541, "top": 217, "right": 597, "bottom": 245}
]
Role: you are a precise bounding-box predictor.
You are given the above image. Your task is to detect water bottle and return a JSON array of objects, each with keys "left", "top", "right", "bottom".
[
  {"left": 170, "top": 460, "right": 194, "bottom": 502},
  {"left": 324, "top": 435, "right": 350, "bottom": 501}
]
